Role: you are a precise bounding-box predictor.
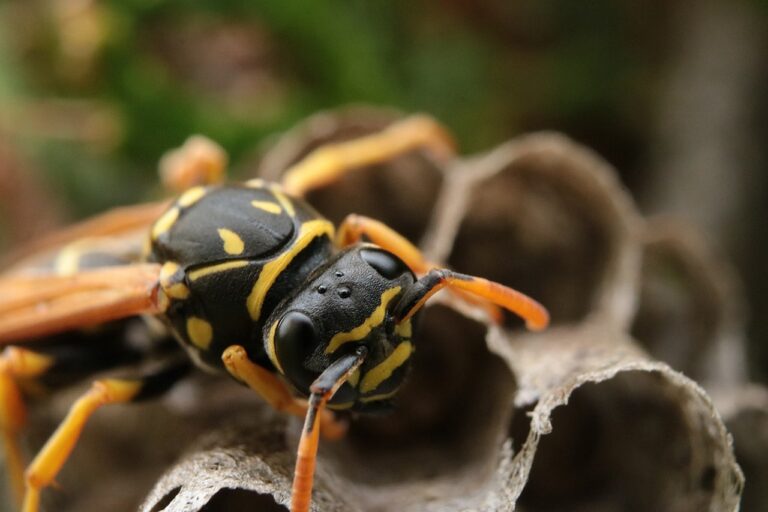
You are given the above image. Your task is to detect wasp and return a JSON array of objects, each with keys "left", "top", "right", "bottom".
[{"left": 0, "top": 115, "right": 549, "bottom": 512}]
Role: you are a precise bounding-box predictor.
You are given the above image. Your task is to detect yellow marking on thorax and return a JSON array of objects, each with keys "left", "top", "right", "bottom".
[
  {"left": 251, "top": 200, "right": 282, "bottom": 215},
  {"left": 270, "top": 187, "right": 296, "bottom": 217},
  {"left": 266, "top": 321, "right": 284, "bottom": 374},
  {"left": 159, "top": 262, "right": 190, "bottom": 299},
  {"left": 177, "top": 186, "right": 206, "bottom": 208},
  {"left": 325, "top": 286, "right": 402, "bottom": 354},
  {"left": 246, "top": 219, "right": 334, "bottom": 321},
  {"left": 187, "top": 317, "right": 213, "bottom": 350},
  {"left": 152, "top": 207, "right": 180, "bottom": 240},
  {"left": 360, "top": 341, "right": 413, "bottom": 394},
  {"left": 218, "top": 228, "right": 245, "bottom": 255},
  {"left": 188, "top": 260, "right": 249, "bottom": 281}
]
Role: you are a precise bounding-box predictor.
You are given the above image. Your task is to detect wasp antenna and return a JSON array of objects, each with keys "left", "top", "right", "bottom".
[
  {"left": 395, "top": 269, "right": 549, "bottom": 331},
  {"left": 291, "top": 347, "right": 367, "bottom": 512}
]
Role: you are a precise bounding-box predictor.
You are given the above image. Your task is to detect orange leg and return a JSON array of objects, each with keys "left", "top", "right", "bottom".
[
  {"left": 159, "top": 135, "right": 228, "bottom": 193},
  {"left": 221, "top": 346, "right": 346, "bottom": 440},
  {"left": 0, "top": 348, "right": 55, "bottom": 507},
  {"left": 22, "top": 379, "right": 140, "bottom": 512},
  {"left": 336, "top": 214, "right": 432, "bottom": 274},
  {"left": 21, "top": 358, "right": 189, "bottom": 512},
  {"left": 394, "top": 268, "right": 549, "bottom": 331},
  {"left": 291, "top": 347, "right": 367, "bottom": 512},
  {"left": 280, "top": 115, "right": 455, "bottom": 198}
]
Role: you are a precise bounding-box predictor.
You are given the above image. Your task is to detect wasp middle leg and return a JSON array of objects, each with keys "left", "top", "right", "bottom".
[{"left": 222, "top": 345, "right": 347, "bottom": 440}]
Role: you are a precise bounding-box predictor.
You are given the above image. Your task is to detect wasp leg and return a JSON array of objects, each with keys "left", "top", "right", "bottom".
[
  {"left": 221, "top": 346, "right": 346, "bottom": 440},
  {"left": 394, "top": 268, "right": 550, "bottom": 331},
  {"left": 280, "top": 115, "right": 455, "bottom": 198},
  {"left": 336, "top": 214, "right": 432, "bottom": 273},
  {"left": 159, "top": 135, "right": 228, "bottom": 193},
  {"left": 291, "top": 347, "right": 366, "bottom": 512},
  {"left": 336, "top": 214, "right": 505, "bottom": 321},
  {"left": 21, "top": 357, "right": 191, "bottom": 512},
  {"left": 0, "top": 348, "right": 54, "bottom": 506}
]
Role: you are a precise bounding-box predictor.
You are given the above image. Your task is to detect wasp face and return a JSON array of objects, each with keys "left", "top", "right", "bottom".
[{"left": 264, "top": 247, "right": 417, "bottom": 409}]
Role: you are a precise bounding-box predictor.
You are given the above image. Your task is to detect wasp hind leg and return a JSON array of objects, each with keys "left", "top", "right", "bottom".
[
  {"left": 21, "top": 356, "right": 191, "bottom": 512},
  {"left": 0, "top": 348, "right": 55, "bottom": 506},
  {"left": 279, "top": 115, "right": 455, "bottom": 198},
  {"left": 221, "top": 346, "right": 346, "bottom": 440}
]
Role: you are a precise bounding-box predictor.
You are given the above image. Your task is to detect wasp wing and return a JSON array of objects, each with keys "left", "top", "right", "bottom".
[
  {"left": 1, "top": 201, "right": 170, "bottom": 272},
  {"left": 0, "top": 263, "right": 162, "bottom": 344}
]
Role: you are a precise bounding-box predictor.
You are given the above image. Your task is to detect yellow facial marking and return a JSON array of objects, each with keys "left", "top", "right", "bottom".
[
  {"left": 359, "top": 388, "right": 400, "bottom": 403},
  {"left": 187, "top": 317, "right": 213, "bottom": 350},
  {"left": 218, "top": 228, "right": 245, "bottom": 255},
  {"left": 177, "top": 186, "right": 207, "bottom": 208},
  {"left": 266, "top": 321, "right": 284, "bottom": 374},
  {"left": 251, "top": 200, "right": 283, "bottom": 215},
  {"left": 270, "top": 187, "right": 296, "bottom": 217},
  {"left": 160, "top": 262, "right": 190, "bottom": 299},
  {"left": 325, "top": 286, "right": 402, "bottom": 354},
  {"left": 247, "top": 220, "right": 334, "bottom": 321},
  {"left": 360, "top": 341, "right": 413, "bottom": 394},
  {"left": 188, "top": 260, "right": 249, "bottom": 281},
  {"left": 152, "top": 207, "right": 180, "bottom": 240}
]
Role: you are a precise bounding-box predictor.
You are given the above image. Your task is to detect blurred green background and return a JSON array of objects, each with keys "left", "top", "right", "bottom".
[{"left": 0, "top": 0, "right": 766, "bottom": 380}]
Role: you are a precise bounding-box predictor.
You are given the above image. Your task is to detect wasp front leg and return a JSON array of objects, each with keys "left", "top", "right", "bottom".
[
  {"left": 21, "top": 357, "right": 190, "bottom": 512},
  {"left": 222, "top": 346, "right": 346, "bottom": 440},
  {"left": 279, "top": 115, "right": 455, "bottom": 198}
]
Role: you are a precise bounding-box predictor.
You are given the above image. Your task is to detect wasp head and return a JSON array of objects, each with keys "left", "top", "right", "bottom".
[{"left": 264, "top": 246, "right": 417, "bottom": 410}]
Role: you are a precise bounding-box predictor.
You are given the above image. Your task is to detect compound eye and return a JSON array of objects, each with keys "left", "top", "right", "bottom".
[
  {"left": 361, "top": 249, "right": 410, "bottom": 280},
  {"left": 275, "top": 311, "right": 320, "bottom": 392}
]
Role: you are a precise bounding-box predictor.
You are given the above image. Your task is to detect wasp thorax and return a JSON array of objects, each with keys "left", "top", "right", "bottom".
[{"left": 265, "top": 246, "right": 417, "bottom": 410}]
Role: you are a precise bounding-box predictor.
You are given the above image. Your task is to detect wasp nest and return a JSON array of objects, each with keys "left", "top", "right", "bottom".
[{"left": 21, "top": 109, "right": 754, "bottom": 512}]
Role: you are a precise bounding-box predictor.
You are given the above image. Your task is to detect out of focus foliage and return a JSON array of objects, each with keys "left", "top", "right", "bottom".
[
  {"left": 0, "top": 1, "right": 766, "bottom": 375},
  {"left": 0, "top": 1, "right": 673, "bottom": 211}
]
